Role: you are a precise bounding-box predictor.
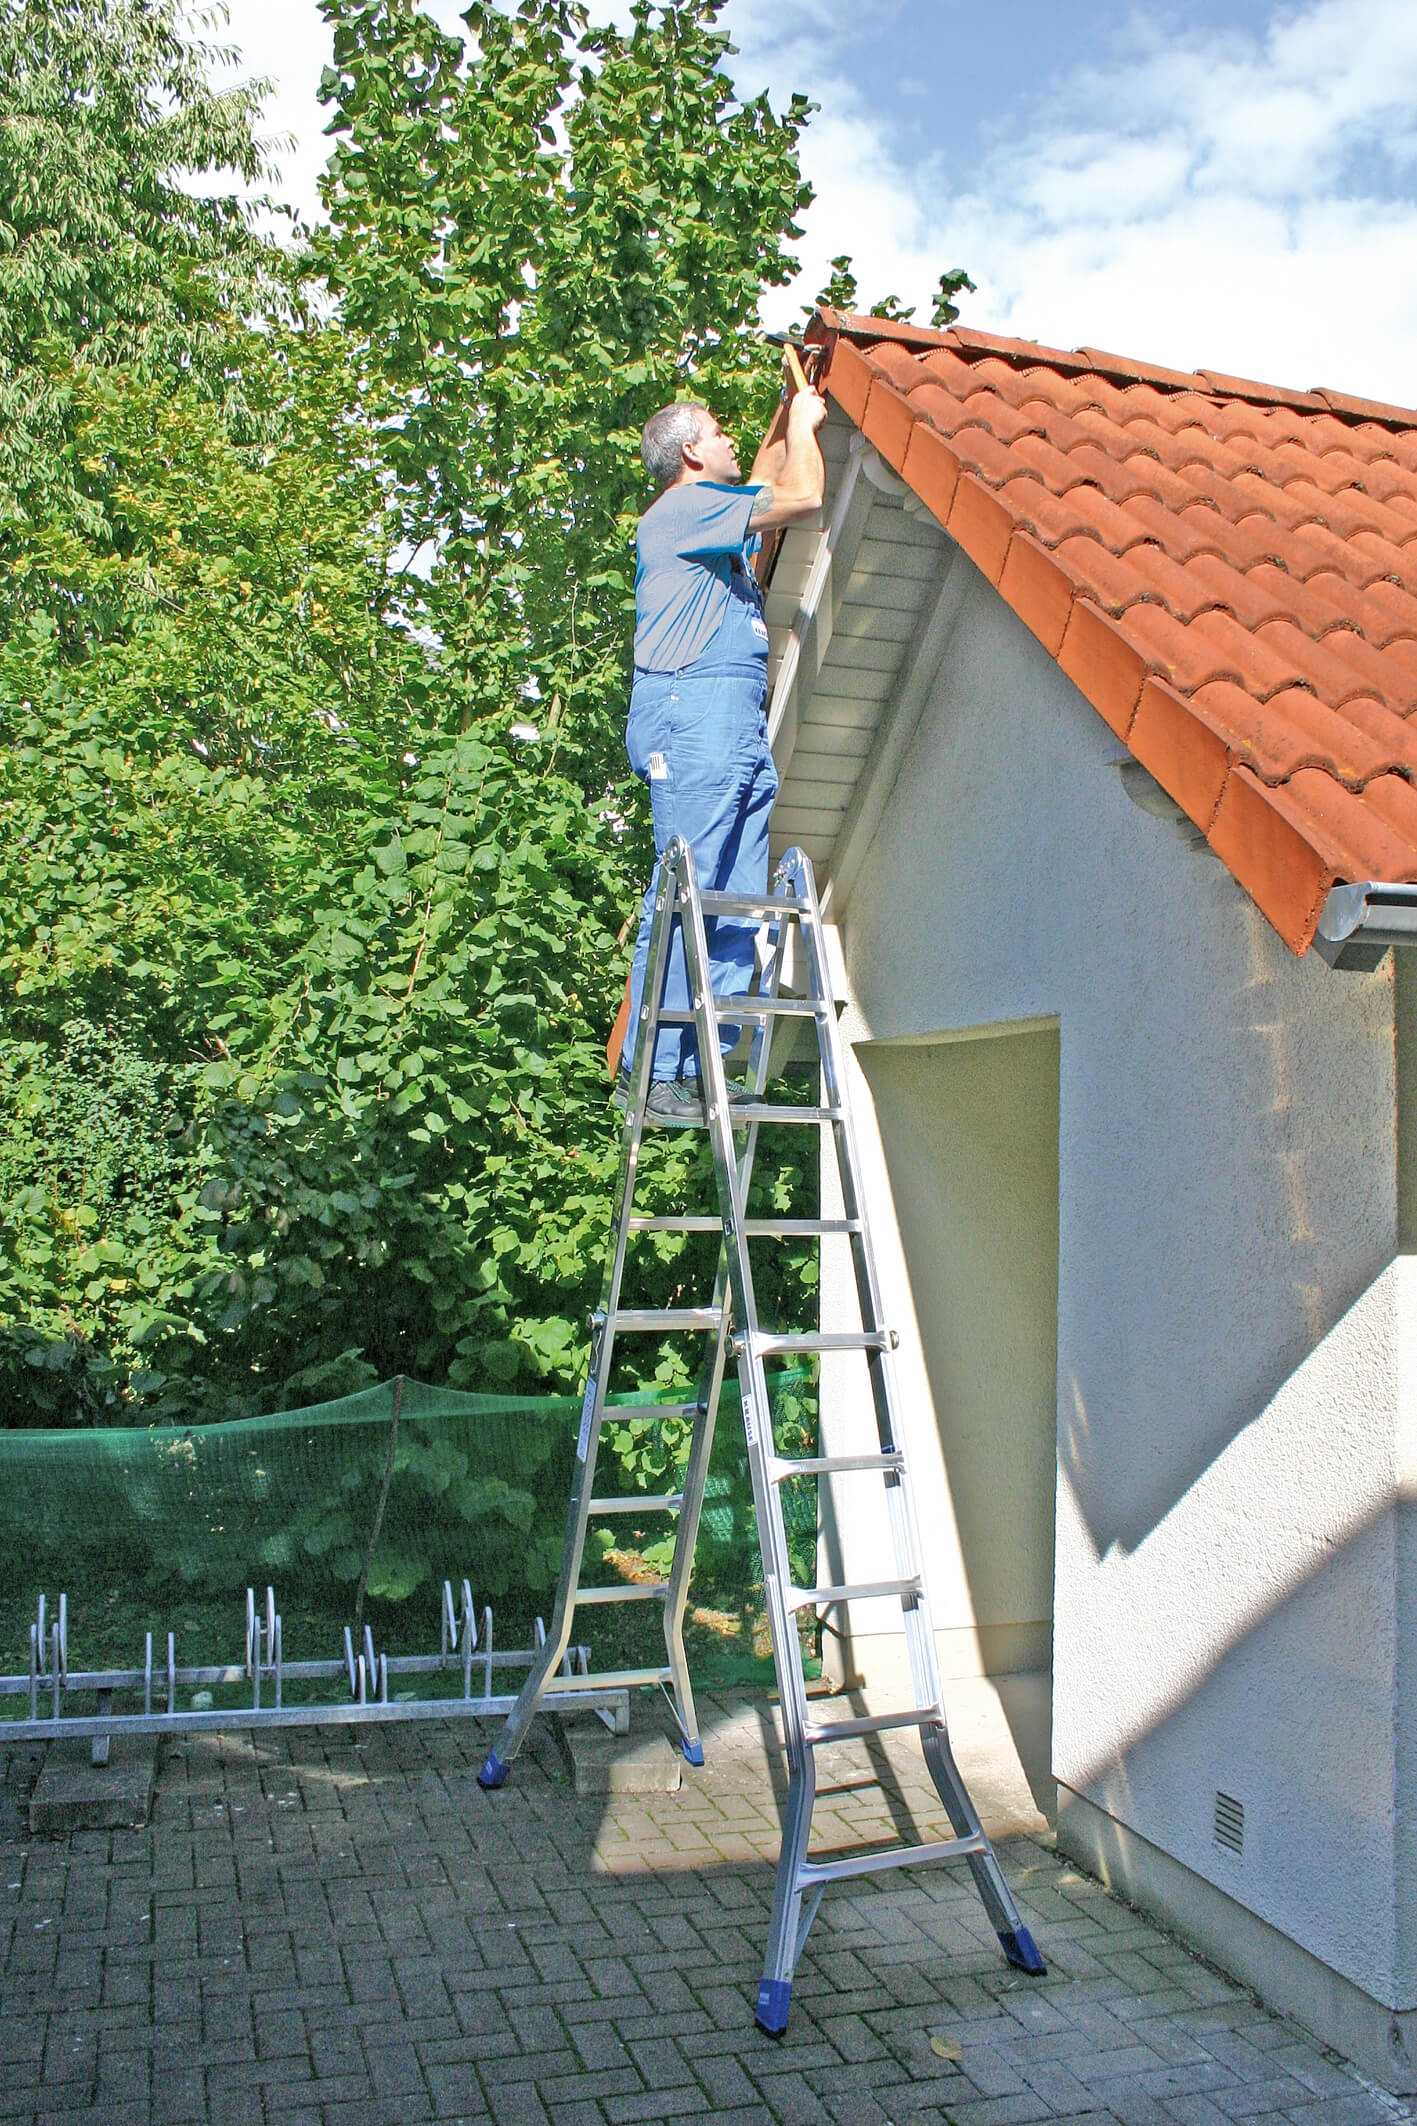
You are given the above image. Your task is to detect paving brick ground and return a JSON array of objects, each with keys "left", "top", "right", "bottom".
[{"left": 1, "top": 1694, "right": 1412, "bottom": 2126}]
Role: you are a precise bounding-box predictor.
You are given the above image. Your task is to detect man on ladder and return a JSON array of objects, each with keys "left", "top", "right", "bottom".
[
  {"left": 479, "top": 354, "right": 1045, "bottom": 2037},
  {"left": 614, "top": 377, "right": 828, "bottom": 1125}
]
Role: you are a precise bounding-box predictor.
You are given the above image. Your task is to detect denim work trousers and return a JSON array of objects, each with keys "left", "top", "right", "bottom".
[{"left": 623, "top": 657, "right": 778, "bottom": 1082}]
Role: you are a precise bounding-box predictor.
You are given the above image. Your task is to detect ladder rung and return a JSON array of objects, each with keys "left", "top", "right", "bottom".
[
  {"left": 804, "top": 1708, "right": 942, "bottom": 1745},
  {"left": 751, "top": 1331, "right": 893, "bottom": 1356},
  {"left": 732, "top": 1105, "right": 842, "bottom": 1125},
  {"left": 797, "top": 1833, "right": 989, "bottom": 1889},
  {"left": 628, "top": 1216, "right": 723, "bottom": 1232},
  {"left": 696, "top": 893, "right": 813, "bottom": 918},
  {"left": 771, "top": 1453, "right": 903, "bottom": 1480},
  {"left": 626, "top": 1217, "right": 862, "bottom": 1237},
  {"left": 658, "top": 997, "right": 824, "bottom": 1021},
  {"left": 538, "top": 1665, "right": 673, "bottom": 1692},
  {"left": 745, "top": 1218, "right": 863, "bottom": 1237},
  {"left": 786, "top": 1577, "right": 920, "bottom": 1613},
  {"left": 604, "top": 1402, "right": 702, "bottom": 1421},
  {"left": 612, "top": 1308, "right": 722, "bottom": 1332},
  {"left": 573, "top": 1583, "right": 671, "bottom": 1604},
  {"left": 589, "top": 1494, "right": 684, "bottom": 1515}
]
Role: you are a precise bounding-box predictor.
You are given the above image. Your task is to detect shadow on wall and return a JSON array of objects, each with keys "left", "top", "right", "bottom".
[
  {"left": 1055, "top": 1252, "right": 1413, "bottom": 1797},
  {"left": 1064, "top": 909, "right": 1396, "bottom": 1562},
  {"left": 858, "top": 1028, "right": 1060, "bottom": 1664},
  {"left": 852, "top": 1027, "right": 1060, "bottom": 1800}
]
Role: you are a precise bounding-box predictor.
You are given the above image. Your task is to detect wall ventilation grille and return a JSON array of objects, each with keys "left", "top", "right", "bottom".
[{"left": 1214, "top": 1791, "right": 1244, "bottom": 1855}]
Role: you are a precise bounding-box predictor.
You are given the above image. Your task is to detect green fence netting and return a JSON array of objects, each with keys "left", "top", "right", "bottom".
[{"left": 0, "top": 1371, "right": 818, "bottom": 1685}]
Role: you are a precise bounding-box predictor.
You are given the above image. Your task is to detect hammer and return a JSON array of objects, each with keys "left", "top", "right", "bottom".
[{"left": 781, "top": 341, "right": 811, "bottom": 397}]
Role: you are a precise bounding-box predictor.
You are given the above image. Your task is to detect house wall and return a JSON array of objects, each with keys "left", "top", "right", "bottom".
[
  {"left": 826, "top": 1029, "right": 1059, "bottom": 1682},
  {"left": 821, "top": 541, "right": 1414, "bottom": 2051}
]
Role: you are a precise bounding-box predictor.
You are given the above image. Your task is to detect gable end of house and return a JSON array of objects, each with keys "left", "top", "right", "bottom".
[{"left": 763, "top": 309, "right": 1417, "bottom": 955}]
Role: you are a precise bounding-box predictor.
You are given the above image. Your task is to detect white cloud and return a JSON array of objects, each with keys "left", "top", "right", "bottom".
[
  {"left": 733, "top": 0, "right": 1417, "bottom": 406},
  {"left": 193, "top": 0, "right": 334, "bottom": 223},
  {"left": 199, "top": 0, "right": 466, "bottom": 226},
  {"left": 208, "top": 0, "right": 1417, "bottom": 407}
]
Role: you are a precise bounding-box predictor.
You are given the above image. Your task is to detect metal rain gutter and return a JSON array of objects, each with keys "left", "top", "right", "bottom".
[{"left": 1313, "top": 882, "right": 1417, "bottom": 969}]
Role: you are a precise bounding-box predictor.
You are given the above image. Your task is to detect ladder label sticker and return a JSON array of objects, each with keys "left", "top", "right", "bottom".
[
  {"left": 742, "top": 1389, "right": 758, "bottom": 1446},
  {"left": 647, "top": 751, "right": 669, "bottom": 781},
  {"left": 576, "top": 1378, "right": 598, "bottom": 1461}
]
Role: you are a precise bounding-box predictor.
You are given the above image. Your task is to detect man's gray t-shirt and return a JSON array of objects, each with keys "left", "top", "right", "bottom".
[{"left": 633, "top": 481, "right": 764, "bottom": 673}]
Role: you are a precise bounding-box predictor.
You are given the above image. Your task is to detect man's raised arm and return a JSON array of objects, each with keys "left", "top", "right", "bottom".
[{"left": 746, "top": 387, "right": 827, "bottom": 532}]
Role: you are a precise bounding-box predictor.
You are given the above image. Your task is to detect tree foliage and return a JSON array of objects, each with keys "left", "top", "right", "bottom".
[
  {"left": 807, "top": 253, "right": 974, "bottom": 330},
  {"left": 0, "top": 0, "right": 289, "bottom": 553},
  {"left": 313, "top": 0, "right": 812, "bottom": 786},
  {"left": 0, "top": 0, "right": 822, "bottom": 1425}
]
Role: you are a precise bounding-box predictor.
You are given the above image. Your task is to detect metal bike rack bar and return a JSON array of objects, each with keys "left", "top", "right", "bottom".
[{"left": 1, "top": 1579, "right": 631, "bottom": 1747}]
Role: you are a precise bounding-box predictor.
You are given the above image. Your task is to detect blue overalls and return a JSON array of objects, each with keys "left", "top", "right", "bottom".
[{"left": 622, "top": 552, "right": 777, "bottom": 1083}]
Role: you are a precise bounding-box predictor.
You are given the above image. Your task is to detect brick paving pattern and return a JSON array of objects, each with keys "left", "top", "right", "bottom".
[{"left": 1, "top": 1696, "right": 1411, "bottom": 2126}]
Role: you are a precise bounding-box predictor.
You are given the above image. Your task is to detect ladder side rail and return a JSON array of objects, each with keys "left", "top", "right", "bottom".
[
  {"left": 777, "top": 855, "right": 1046, "bottom": 1985},
  {"left": 671, "top": 841, "right": 822, "bottom": 2035},
  {"left": 742, "top": 853, "right": 935, "bottom": 1720},
  {"left": 782, "top": 850, "right": 948, "bottom": 1723},
  {"left": 543, "top": 855, "right": 684, "bottom": 1653},
  {"left": 658, "top": 856, "right": 796, "bottom": 1758},
  {"left": 669, "top": 843, "right": 808, "bottom": 1729},
  {"left": 477, "top": 865, "right": 682, "bottom": 1785},
  {"left": 600, "top": 853, "right": 684, "bottom": 1331},
  {"left": 721, "top": 857, "right": 809, "bottom": 1683},
  {"left": 764, "top": 855, "right": 912, "bottom": 1708},
  {"left": 781, "top": 853, "right": 893, "bottom": 1350},
  {"left": 738, "top": 1314, "right": 820, "bottom": 2035},
  {"left": 777, "top": 845, "right": 920, "bottom": 1554},
  {"left": 658, "top": 1290, "right": 727, "bottom": 1765}
]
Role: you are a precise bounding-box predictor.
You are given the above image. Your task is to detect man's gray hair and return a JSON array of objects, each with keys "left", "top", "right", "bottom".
[{"left": 641, "top": 402, "right": 706, "bottom": 488}]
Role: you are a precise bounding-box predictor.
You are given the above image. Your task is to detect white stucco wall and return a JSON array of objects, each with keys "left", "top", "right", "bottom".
[
  {"left": 818, "top": 1029, "right": 1058, "bottom": 1682},
  {"left": 824, "top": 541, "right": 1409, "bottom": 2007}
]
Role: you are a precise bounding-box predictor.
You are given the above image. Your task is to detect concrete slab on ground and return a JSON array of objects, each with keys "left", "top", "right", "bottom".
[
  {"left": 563, "top": 1718, "right": 682, "bottom": 1795},
  {"left": 27, "top": 1732, "right": 157, "bottom": 1835}
]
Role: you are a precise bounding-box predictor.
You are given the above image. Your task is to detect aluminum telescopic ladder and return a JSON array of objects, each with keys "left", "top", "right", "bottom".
[{"left": 477, "top": 836, "right": 1044, "bottom": 2033}]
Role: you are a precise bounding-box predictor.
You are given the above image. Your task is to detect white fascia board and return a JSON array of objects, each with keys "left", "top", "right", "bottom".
[
  {"left": 820, "top": 539, "right": 969, "bottom": 922},
  {"left": 767, "top": 435, "right": 875, "bottom": 779}
]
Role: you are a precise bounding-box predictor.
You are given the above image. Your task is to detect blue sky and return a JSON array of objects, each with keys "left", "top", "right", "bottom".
[
  {"left": 214, "top": 0, "right": 1417, "bottom": 403},
  {"left": 777, "top": 2, "right": 1278, "bottom": 182}
]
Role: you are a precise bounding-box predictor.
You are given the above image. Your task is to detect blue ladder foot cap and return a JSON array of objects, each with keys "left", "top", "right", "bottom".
[
  {"left": 476, "top": 1748, "right": 508, "bottom": 1790},
  {"left": 755, "top": 1979, "right": 791, "bottom": 2036},
  {"left": 681, "top": 1739, "right": 705, "bottom": 1767},
  {"left": 999, "top": 1926, "right": 1046, "bottom": 1975}
]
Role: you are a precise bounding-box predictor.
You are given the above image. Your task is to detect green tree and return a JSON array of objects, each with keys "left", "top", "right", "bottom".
[
  {"left": 0, "top": 0, "right": 821, "bottom": 1425},
  {"left": 806, "top": 256, "right": 975, "bottom": 329},
  {"left": 314, "top": 0, "right": 813, "bottom": 784},
  {"left": 810, "top": 255, "right": 858, "bottom": 314},
  {"left": 930, "top": 267, "right": 976, "bottom": 328},
  {"left": 0, "top": 0, "right": 290, "bottom": 568}
]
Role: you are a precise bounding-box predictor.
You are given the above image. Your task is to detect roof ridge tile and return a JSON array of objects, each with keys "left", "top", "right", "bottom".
[
  {"left": 1314, "top": 387, "right": 1417, "bottom": 431},
  {"left": 817, "top": 307, "right": 962, "bottom": 354},
  {"left": 948, "top": 325, "right": 1092, "bottom": 372},
  {"left": 1197, "top": 369, "right": 1329, "bottom": 413},
  {"left": 1076, "top": 346, "right": 1206, "bottom": 393}
]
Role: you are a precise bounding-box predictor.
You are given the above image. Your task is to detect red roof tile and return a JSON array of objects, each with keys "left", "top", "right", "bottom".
[{"left": 803, "top": 309, "right": 1417, "bottom": 951}]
